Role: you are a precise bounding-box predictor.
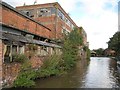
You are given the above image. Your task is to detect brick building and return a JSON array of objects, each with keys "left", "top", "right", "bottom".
[
  {"left": 16, "top": 2, "right": 78, "bottom": 39},
  {"left": 0, "top": 1, "right": 88, "bottom": 87},
  {"left": 0, "top": 2, "right": 61, "bottom": 87}
]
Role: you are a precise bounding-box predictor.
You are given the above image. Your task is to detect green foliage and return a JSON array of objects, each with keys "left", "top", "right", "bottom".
[
  {"left": 13, "top": 61, "right": 36, "bottom": 88},
  {"left": 36, "top": 54, "right": 62, "bottom": 78},
  {"left": 69, "top": 28, "right": 83, "bottom": 46},
  {"left": 86, "top": 47, "right": 91, "bottom": 59},
  {"left": 62, "top": 28, "right": 83, "bottom": 70},
  {"left": 12, "top": 54, "right": 29, "bottom": 63},
  {"left": 36, "top": 68, "right": 60, "bottom": 78},
  {"left": 108, "top": 31, "right": 120, "bottom": 56},
  {"left": 93, "top": 48, "right": 105, "bottom": 56},
  {"left": 13, "top": 27, "right": 87, "bottom": 88},
  {"left": 20, "top": 61, "right": 32, "bottom": 71},
  {"left": 13, "top": 69, "right": 36, "bottom": 88},
  {"left": 13, "top": 75, "right": 35, "bottom": 88},
  {"left": 41, "top": 55, "right": 61, "bottom": 69}
]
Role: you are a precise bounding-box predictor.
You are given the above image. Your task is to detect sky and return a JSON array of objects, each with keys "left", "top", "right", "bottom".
[{"left": 2, "top": 0, "right": 119, "bottom": 50}]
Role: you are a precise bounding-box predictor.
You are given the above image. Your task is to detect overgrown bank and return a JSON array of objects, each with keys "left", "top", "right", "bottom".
[{"left": 13, "top": 28, "right": 90, "bottom": 88}]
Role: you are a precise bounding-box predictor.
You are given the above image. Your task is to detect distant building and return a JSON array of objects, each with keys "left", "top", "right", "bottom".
[{"left": 104, "top": 49, "right": 116, "bottom": 56}]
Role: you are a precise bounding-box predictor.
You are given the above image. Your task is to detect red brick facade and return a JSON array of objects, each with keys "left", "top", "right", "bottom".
[
  {"left": 0, "top": 1, "right": 88, "bottom": 88},
  {"left": 1, "top": 5, "right": 52, "bottom": 39},
  {"left": 16, "top": 2, "right": 78, "bottom": 39}
]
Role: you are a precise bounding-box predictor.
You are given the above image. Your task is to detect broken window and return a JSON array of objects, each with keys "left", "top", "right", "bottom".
[
  {"left": 22, "top": 10, "right": 34, "bottom": 17},
  {"left": 38, "top": 8, "right": 51, "bottom": 17}
]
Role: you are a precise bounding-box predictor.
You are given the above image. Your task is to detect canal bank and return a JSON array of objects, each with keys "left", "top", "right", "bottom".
[{"left": 35, "top": 57, "right": 120, "bottom": 88}]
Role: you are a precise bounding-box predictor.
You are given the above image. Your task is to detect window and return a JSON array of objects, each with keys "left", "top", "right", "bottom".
[
  {"left": 38, "top": 8, "right": 51, "bottom": 17},
  {"left": 22, "top": 10, "right": 34, "bottom": 17},
  {"left": 51, "top": 7, "right": 56, "bottom": 14},
  {"left": 57, "top": 9, "right": 64, "bottom": 20}
]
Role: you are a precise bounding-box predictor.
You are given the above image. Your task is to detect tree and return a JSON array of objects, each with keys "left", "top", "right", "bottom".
[
  {"left": 93, "top": 48, "right": 105, "bottom": 56},
  {"left": 62, "top": 28, "right": 83, "bottom": 70},
  {"left": 108, "top": 31, "right": 120, "bottom": 56}
]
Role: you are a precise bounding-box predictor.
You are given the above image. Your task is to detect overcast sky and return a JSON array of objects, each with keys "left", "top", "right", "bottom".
[{"left": 3, "top": 0, "right": 119, "bottom": 50}]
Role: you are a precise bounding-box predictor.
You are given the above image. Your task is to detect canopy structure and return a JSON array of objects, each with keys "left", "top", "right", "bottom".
[{"left": 1, "top": 32, "right": 61, "bottom": 48}]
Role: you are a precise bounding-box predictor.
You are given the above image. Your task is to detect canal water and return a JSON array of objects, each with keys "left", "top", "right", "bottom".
[{"left": 35, "top": 57, "right": 120, "bottom": 88}]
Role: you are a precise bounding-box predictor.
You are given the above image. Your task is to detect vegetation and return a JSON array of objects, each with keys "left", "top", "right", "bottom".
[
  {"left": 62, "top": 28, "right": 83, "bottom": 70},
  {"left": 13, "top": 69, "right": 36, "bottom": 88},
  {"left": 13, "top": 27, "right": 89, "bottom": 88},
  {"left": 12, "top": 54, "right": 29, "bottom": 63},
  {"left": 36, "top": 54, "right": 63, "bottom": 78},
  {"left": 108, "top": 31, "right": 120, "bottom": 56},
  {"left": 13, "top": 60, "right": 36, "bottom": 87},
  {"left": 92, "top": 48, "right": 105, "bottom": 57},
  {"left": 84, "top": 46, "right": 90, "bottom": 59}
]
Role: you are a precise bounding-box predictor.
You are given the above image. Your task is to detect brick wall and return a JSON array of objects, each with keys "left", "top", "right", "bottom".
[
  {"left": 16, "top": 2, "right": 78, "bottom": 39},
  {"left": 35, "top": 16, "right": 73, "bottom": 39},
  {"left": 1, "top": 5, "right": 52, "bottom": 39}
]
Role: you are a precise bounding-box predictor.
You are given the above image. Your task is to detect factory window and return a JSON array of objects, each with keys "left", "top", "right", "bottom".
[
  {"left": 57, "top": 9, "right": 64, "bottom": 20},
  {"left": 65, "top": 17, "right": 71, "bottom": 27},
  {"left": 51, "top": 7, "right": 56, "bottom": 14},
  {"left": 22, "top": 10, "right": 34, "bottom": 17},
  {"left": 38, "top": 8, "right": 51, "bottom": 17}
]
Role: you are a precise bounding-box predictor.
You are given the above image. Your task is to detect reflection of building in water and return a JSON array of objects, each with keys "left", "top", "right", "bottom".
[{"left": 118, "top": 1, "right": 120, "bottom": 31}]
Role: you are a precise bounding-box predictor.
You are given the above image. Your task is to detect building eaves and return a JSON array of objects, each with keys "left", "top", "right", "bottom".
[
  {"left": 0, "top": 1, "right": 51, "bottom": 31},
  {"left": 1, "top": 31, "right": 61, "bottom": 48}
]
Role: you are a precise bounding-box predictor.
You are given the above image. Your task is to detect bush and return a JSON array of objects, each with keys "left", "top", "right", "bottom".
[
  {"left": 13, "top": 68, "right": 37, "bottom": 87},
  {"left": 20, "top": 61, "right": 32, "bottom": 71},
  {"left": 13, "top": 70, "right": 36, "bottom": 88},
  {"left": 12, "top": 54, "right": 28, "bottom": 63},
  {"left": 36, "top": 54, "right": 62, "bottom": 78}
]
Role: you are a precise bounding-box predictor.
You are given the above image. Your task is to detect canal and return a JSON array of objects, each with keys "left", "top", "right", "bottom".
[{"left": 35, "top": 57, "right": 120, "bottom": 88}]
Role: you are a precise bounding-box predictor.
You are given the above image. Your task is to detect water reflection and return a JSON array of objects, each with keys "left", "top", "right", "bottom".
[
  {"left": 81, "top": 57, "right": 120, "bottom": 88},
  {"left": 35, "top": 57, "right": 120, "bottom": 88}
]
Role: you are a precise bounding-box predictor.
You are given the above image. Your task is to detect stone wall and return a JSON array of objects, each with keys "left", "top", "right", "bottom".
[
  {"left": 2, "top": 55, "right": 44, "bottom": 88},
  {"left": 2, "top": 63, "right": 21, "bottom": 87}
]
